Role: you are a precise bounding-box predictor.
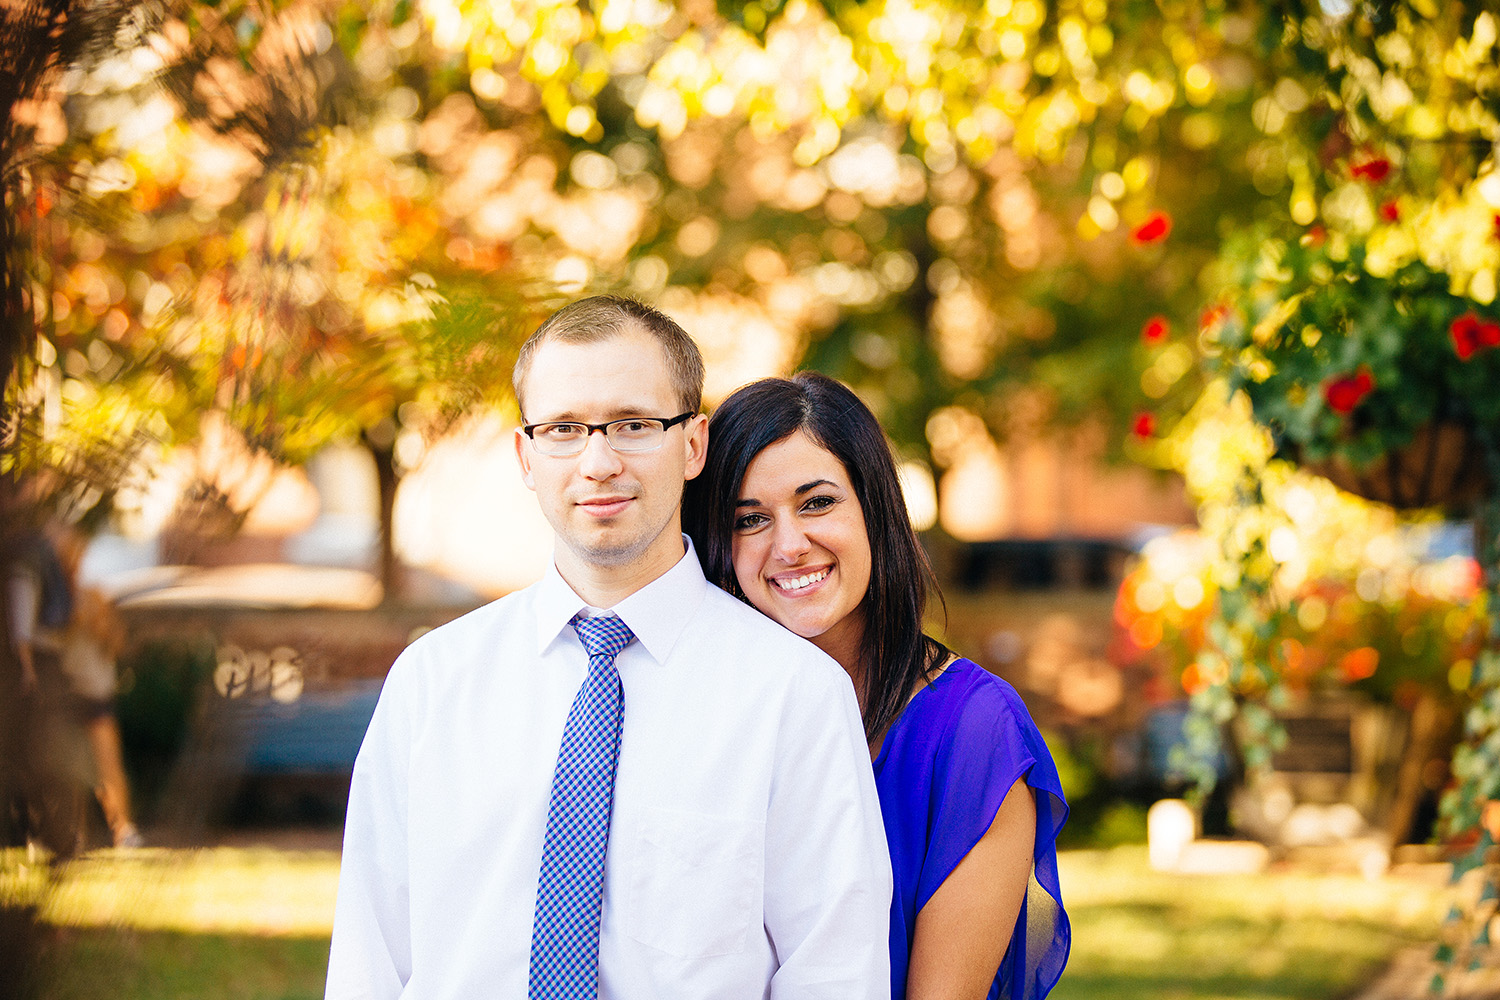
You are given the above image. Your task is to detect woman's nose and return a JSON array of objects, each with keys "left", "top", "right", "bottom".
[{"left": 771, "top": 519, "right": 812, "bottom": 561}]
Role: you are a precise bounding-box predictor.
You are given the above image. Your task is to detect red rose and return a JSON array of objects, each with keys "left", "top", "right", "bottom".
[
  {"left": 1141, "top": 315, "right": 1170, "bottom": 345},
  {"left": 1452, "top": 314, "right": 1480, "bottom": 359},
  {"left": 1130, "top": 211, "right": 1172, "bottom": 244},
  {"left": 1379, "top": 200, "right": 1400, "bottom": 222},
  {"left": 1198, "top": 303, "right": 1232, "bottom": 332},
  {"left": 1132, "top": 412, "right": 1156, "bottom": 438},
  {"left": 1324, "top": 368, "right": 1374, "bottom": 413},
  {"left": 1351, "top": 157, "right": 1391, "bottom": 183},
  {"left": 1303, "top": 224, "right": 1327, "bottom": 247},
  {"left": 1449, "top": 312, "right": 1500, "bottom": 360}
]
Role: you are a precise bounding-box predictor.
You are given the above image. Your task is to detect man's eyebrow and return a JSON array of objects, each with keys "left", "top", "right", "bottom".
[{"left": 531, "top": 405, "right": 659, "bottom": 423}]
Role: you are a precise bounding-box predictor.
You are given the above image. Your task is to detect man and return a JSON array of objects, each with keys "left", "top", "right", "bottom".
[{"left": 326, "top": 296, "right": 891, "bottom": 999}]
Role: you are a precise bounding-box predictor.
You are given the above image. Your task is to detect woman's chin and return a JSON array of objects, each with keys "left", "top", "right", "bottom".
[
  {"left": 784, "top": 618, "right": 829, "bottom": 641},
  {"left": 746, "top": 596, "right": 829, "bottom": 641}
]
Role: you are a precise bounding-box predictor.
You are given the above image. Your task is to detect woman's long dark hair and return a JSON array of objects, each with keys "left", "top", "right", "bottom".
[{"left": 683, "top": 372, "right": 949, "bottom": 743}]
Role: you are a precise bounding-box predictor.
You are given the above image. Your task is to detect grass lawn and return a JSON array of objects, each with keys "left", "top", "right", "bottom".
[
  {"left": 4, "top": 846, "right": 339, "bottom": 1000},
  {"left": 2, "top": 844, "right": 1455, "bottom": 1000},
  {"left": 1053, "top": 849, "right": 1450, "bottom": 1000},
  {"left": 36, "top": 930, "right": 331, "bottom": 1000}
]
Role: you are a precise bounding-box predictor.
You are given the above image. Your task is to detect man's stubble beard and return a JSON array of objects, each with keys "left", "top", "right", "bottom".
[
  {"left": 572, "top": 532, "right": 654, "bottom": 568},
  {"left": 565, "top": 502, "right": 678, "bottom": 570},
  {"left": 553, "top": 482, "right": 687, "bottom": 572}
]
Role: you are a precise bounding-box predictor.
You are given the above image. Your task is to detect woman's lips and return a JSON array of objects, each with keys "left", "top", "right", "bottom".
[{"left": 769, "top": 566, "right": 831, "bottom": 596}]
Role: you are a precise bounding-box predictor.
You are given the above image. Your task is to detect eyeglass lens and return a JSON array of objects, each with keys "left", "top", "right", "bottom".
[{"left": 533, "top": 419, "right": 666, "bottom": 455}]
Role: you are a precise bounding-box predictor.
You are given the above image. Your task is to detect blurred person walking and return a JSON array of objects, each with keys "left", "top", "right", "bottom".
[
  {"left": 4, "top": 517, "right": 142, "bottom": 852},
  {"left": 3, "top": 516, "right": 79, "bottom": 854},
  {"left": 60, "top": 583, "right": 142, "bottom": 849}
]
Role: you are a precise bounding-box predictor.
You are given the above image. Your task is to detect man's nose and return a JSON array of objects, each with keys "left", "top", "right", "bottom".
[{"left": 576, "top": 428, "right": 624, "bottom": 479}]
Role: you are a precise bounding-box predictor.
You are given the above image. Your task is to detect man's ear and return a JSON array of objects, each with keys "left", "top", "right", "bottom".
[
  {"left": 515, "top": 427, "right": 536, "bottom": 490},
  {"left": 682, "top": 413, "right": 709, "bottom": 481}
]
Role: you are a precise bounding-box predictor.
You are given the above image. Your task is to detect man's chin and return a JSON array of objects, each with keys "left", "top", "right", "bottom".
[
  {"left": 568, "top": 528, "right": 649, "bottom": 568},
  {"left": 578, "top": 544, "right": 644, "bottom": 568}
]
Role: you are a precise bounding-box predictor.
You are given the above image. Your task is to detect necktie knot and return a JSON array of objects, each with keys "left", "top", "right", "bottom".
[{"left": 570, "top": 612, "right": 635, "bottom": 663}]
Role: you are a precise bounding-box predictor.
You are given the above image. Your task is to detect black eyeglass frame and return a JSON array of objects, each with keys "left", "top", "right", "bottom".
[{"left": 521, "top": 411, "right": 697, "bottom": 454}]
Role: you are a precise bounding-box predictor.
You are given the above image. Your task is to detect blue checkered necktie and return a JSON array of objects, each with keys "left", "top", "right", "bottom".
[{"left": 529, "top": 612, "right": 635, "bottom": 1000}]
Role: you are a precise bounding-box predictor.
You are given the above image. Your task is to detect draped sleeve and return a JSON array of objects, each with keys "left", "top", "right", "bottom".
[{"left": 874, "top": 657, "right": 1070, "bottom": 1000}]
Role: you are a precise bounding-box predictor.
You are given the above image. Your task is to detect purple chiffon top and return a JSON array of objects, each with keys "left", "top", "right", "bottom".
[{"left": 872, "top": 657, "right": 1070, "bottom": 1000}]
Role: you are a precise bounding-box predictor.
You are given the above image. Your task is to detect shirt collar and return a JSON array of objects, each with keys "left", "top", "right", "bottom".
[{"left": 533, "top": 535, "right": 710, "bottom": 665}]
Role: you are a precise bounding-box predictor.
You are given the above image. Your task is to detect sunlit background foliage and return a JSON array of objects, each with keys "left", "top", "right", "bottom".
[
  {"left": 4, "top": 0, "right": 1500, "bottom": 892},
  {"left": 3, "top": 0, "right": 1284, "bottom": 513}
]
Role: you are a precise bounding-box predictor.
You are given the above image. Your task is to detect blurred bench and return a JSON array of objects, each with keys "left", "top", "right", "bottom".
[
  {"left": 224, "top": 680, "right": 383, "bottom": 823},
  {"left": 955, "top": 538, "right": 1133, "bottom": 591},
  {"left": 234, "top": 681, "right": 383, "bottom": 775}
]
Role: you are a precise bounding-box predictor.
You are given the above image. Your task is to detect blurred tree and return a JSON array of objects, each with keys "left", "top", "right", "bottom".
[
  {"left": 10, "top": 0, "right": 534, "bottom": 594},
  {"left": 0, "top": 0, "right": 141, "bottom": 517},
  {"left": 8, "top": 0, "right": 1490, "bottom": 600},
  {"left": 404, "top": 0, "right": 1268, "bottom": 447}
]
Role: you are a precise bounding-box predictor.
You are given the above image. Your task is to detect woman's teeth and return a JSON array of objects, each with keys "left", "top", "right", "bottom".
[{"left": 775, "top": 568, "right": 829, "bottom": 592}]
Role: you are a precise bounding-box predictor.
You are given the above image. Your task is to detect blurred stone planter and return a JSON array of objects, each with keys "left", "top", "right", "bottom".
[
  {"left": 1297, "top": 422, "right": 1488, "bottom": 512},
  {"left": 1229, "top": 692, "right": 1461, "bottom": 856}
]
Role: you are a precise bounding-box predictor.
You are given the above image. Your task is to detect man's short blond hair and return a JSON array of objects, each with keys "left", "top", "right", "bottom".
[{"left": 512, "top": 296, "right": 705, "bottom": 417}]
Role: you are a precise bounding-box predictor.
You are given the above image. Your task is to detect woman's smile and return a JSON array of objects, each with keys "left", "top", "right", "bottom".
[
  {"left": 770, "top": 566, "right": 831, "bottom": 593},
  {"left": 731, "top": 430, "right": 871, "bottom": 659}
]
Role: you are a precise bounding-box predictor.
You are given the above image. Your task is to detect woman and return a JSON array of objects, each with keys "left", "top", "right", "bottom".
[{"left": 684, "top": 373, "right": 1069, "bottom": 1000}]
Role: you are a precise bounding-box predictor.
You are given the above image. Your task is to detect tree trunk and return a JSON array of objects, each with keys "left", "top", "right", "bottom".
[
  {"left": 1382, "top": 691, "right": 1459, "bottom": 846},
  {"left": 360, "top": 428, "right": 402, "bottom": 604}
]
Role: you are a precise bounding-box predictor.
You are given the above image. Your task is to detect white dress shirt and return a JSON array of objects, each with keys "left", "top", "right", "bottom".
[{"left": 326, "top": 540, "right": 891, "bottom": 1000}]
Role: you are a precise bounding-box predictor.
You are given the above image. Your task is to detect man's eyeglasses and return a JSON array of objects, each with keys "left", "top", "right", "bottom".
[{"left": 522, "top": 412, "right": 695, "bottom": 457}]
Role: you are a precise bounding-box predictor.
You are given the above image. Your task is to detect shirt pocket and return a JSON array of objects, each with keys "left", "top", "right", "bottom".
[{"left": 623, "top": 807, "right": 761, "bottom": 958}]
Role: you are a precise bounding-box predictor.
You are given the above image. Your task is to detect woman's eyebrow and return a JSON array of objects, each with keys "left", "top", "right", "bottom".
[{"left": 736, "top": 479, "right": 837, "bottom": 508}]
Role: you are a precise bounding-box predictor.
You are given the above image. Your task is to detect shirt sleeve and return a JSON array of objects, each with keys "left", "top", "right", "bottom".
[
  {"left": 919, "top": 671, "right": 1071, "bottom": 1000},
  {"left": 763, "top": 659, "right": 892, "bottom": 1000},
  {"left": 326, "top": 652, "right": 417, "bottom": 1000}
]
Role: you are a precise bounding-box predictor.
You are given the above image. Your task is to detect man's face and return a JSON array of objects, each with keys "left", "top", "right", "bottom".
[{"left": 515, "top": 326, "right": 707, "bottom": 580}]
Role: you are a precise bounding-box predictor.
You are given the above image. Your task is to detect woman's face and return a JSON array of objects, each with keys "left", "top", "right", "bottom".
[{"left": 730, "top": 430, "right": 872, "bottom": 659}]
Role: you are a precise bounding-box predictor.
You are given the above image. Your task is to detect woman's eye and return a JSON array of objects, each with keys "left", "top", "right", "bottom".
[
  {"left": 734, "top": 513, "right": 768, "bottom": 531},
  {"left": 803, "top": 495, "right": 837, "bottom": 512}
]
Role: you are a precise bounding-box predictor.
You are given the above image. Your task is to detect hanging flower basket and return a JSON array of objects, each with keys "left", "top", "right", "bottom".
[
  {"left": 1207, "top": 229, "right": 1500, "bottom": 515},
  {"left": 1295, "top": 421, "right": 1489, "bottom": 512}
]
